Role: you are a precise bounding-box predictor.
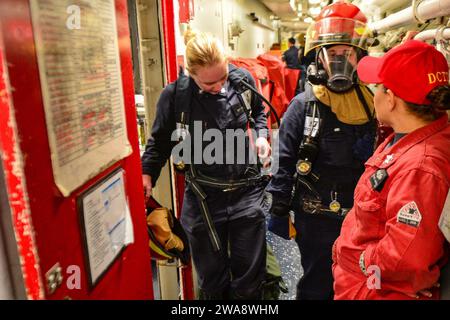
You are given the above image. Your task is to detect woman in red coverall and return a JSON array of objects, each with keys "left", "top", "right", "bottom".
[{"left": 332, "top": 40, "right": 450, "bottom": 300}]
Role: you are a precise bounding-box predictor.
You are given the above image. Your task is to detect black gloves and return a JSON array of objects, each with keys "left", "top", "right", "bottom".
[
  {"left": 262, "top": 192, "right": 290, "bottom": 217},
  {"left": 266, "top": 192, "right": 292, "bottom": 240},
  {"left": 270, "top": 201, "right": 290, "bottom": 217},
  {"left": 269, "top": 195, "right": 291, "bottom": 218}
]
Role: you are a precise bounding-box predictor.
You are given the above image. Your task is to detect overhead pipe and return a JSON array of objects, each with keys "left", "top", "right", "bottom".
[
  {"left": 378, "top": 0, "right": 411, "bottom": 13},
  {"left": 357, "top": 0, "right": 415, "bottom": 26},
  {"left": 368, "top": 0, "right": 391, "bottom": 5},
  {"left": 370, "top": 0, "right": 450, "bottom": 33},
  {"left": 414, "top": 27, "right": 450, "bottom": 41},
  {"left": 369, "top": 0, "right": 410, "bottom": 12}
]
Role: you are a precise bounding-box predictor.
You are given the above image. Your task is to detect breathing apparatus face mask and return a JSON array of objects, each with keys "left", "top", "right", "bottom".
[{"left": 312, "top": 46, "right": 359, "bottom": 93}]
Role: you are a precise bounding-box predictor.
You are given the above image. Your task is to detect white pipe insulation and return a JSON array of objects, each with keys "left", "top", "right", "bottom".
[
  {"left": 370, "top": 0, "right": 450, "bottom": 32},
  {"left": 377, "top": 0, "right": 411, "bottom": 13},
  {"left": 414, "top": 28, "right": 450, "bottom": 41}
]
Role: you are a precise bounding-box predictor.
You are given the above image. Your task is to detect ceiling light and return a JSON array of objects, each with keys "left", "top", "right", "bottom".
[{"left": 308, "top": 0, "right": 322, "bottom": 4}]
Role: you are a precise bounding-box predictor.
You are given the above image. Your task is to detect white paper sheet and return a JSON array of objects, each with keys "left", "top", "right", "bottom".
[
  {"left": 81, "top": 170, "right": 134, "bottom": 285},
  {"left": 30, "top": 0, "right": 132, "bottom": 196}
]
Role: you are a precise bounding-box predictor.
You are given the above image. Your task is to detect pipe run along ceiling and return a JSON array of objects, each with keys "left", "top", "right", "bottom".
[
  {"left": 259, "top": 0, "right": 335, "bottom": 32},
  {"left": 259, "top": 0, "right": 418, "bottom": 32},
  {"left": 260, "top": 0, "right": 325, "bottom": 32}
]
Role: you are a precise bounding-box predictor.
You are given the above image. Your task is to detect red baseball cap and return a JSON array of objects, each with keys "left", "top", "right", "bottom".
[{"left": 357, "top": 40, "right": 449, "bottom": 105}]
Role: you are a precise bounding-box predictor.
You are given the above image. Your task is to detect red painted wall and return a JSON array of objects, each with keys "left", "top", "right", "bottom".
[
  {"left": 0, "top": 22, "right": 44, "bottom": 301},
  {"left": 0, "top": 0, "right": 153, "bottom": 299}
]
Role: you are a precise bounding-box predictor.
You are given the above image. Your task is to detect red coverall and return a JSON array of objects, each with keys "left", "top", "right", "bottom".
[{"left": 333, "top": 114, "right": 450, "bottom": 300}]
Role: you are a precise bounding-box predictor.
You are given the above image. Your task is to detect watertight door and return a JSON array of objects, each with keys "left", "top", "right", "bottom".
[{"left": 0, "top": 0, "right": 153, "bottom": 299}]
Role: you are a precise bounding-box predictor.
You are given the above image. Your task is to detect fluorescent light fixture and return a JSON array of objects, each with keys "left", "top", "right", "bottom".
[{"left": 308, "top": 0, "right": 322, "bottom": 4}]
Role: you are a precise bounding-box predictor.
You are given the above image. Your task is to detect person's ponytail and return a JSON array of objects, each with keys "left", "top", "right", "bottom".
[
  {"left": 183, "top": 27, "right": 197, "bottom": 46},
  {"left": 405, "top": 85, "right": 450, "bottom": 121},
  {"left": 428, "top": 85, "right": 450, "bottom": 111}
]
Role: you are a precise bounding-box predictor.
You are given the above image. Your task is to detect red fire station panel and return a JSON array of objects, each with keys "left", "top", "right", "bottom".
[
  {"left": 179, "top": 0, "right": 195, "bottom": 24},
  {"left": 0, "top": 0, "right": 153, "bottom": 299}
]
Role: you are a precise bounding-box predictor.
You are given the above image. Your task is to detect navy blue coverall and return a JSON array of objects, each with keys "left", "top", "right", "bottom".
[
  {"left": 282, "top": 46, "right": 302, "bottom": 69},
  {"left": 141, "top": 65, "right": 268, "bottom": 299},
  {"left": 266, "top": 85, "right": 375, "bottom": 300}
]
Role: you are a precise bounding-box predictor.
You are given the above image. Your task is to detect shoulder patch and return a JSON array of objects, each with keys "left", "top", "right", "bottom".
[
  {"left": 397, "top": 201, "right": 422, "bottom": 228},
  {"left": 438, "top": 190, "right": 450, "bottom": 243},
  {"left": 370, "top": 169, "right": 388, "bottom": 192}
]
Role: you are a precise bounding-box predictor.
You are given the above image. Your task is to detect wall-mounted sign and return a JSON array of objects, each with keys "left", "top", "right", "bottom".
[
  {"left": 78, "top": 169, "right": 134, "bottom": 287},
  {"left": 30, "top": 0, "right": 132, "bottom": 196}
]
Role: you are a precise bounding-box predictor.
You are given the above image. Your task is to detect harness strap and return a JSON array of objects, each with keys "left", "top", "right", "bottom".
[
  {"left": 235, "top": 83, "right": 255, "bottom": 129},
  {"left": 290, "top": 85, "right": 354, "bottom": 216},
  {"left": 176, "top": 65, "right": 264, "bottom": 253},
  {"left": 293, "top": 175, "right": 321, "bottom": 200},
  {"left": 186, "top": 171, "right": 264, "bottom": 192},
  {"left": 354, "top": 85, "right": 375, "bottom": 122},
  {"left": 187, "top": 165, "right": 222, "bottom": 253},
  {"left": 186, "top": 164, "right": 265, "bottom": 253}
]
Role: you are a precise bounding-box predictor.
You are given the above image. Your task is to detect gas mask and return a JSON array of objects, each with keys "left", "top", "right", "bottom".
[
  {"left": 308, "top": 46, "right": 359, "bottom": 93},
  {"left": 326, "top": 54, "right": 356, "bottom": 92}
]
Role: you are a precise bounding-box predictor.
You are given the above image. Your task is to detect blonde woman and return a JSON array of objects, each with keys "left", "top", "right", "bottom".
[{"left": 141, "top": 32, "right": 270, "bottom": 299}]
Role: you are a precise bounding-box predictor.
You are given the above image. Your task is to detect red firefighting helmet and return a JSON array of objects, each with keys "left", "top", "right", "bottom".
[{"left": 305, "top": 1, "right": 374, "bottom": 54}]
